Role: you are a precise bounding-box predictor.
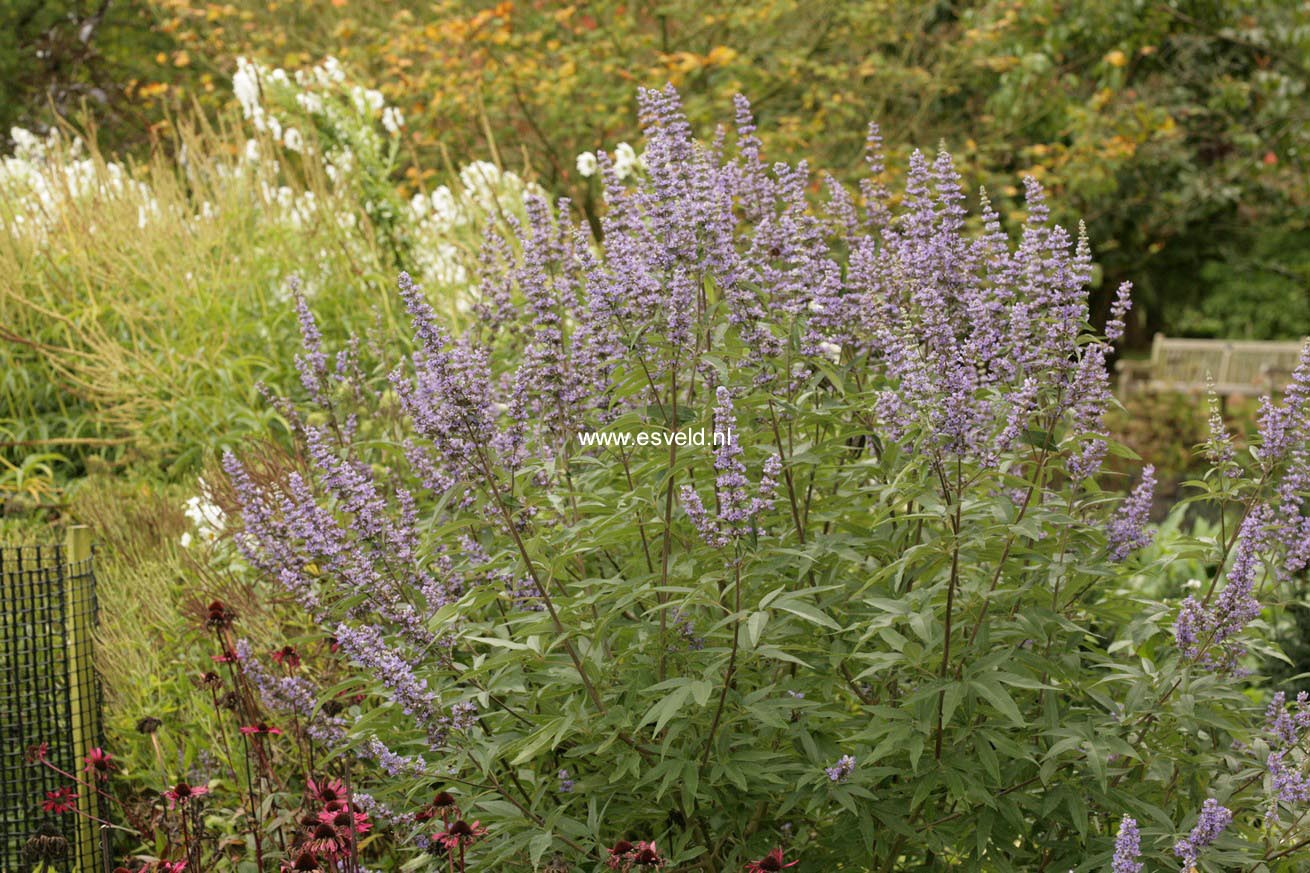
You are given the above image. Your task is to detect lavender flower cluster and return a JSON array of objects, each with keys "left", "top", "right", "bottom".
[
  {"left": 236, "top": 84, "right": 1127, "bottom": 806},
  {"left": 231, "top": 83, "right": 1145, "bottom": 600},
  {"left": 825, "top": 755, "right": 855, "bottom": 783},
  {"left": 1264, "top": 691, "right": 1310, "bottom": 821},
  {"left": 681, "top": 387, "right": 780, "bottom": 548},
  {"left": 1106, "top": 465, "right": 1156, "bottom": 562},
  {"left": 1111, "top": 815, "right": 1142, "bottom": 873},
  {"left": 1172, "top": 798, "right": 1231, "bottom": 870},
  {"left": 1160, "top": 344, "right": 1310, "bottom": 673}
]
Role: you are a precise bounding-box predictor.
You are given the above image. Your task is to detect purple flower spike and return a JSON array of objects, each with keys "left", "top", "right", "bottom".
[
  {"left": 1111, "top": 815, "right": 1143, "bottom": 873},
  {"left": 1107, "top": 465, "right": 1156, "bottom": 561},
  {"left": 680, "top": 387, "right": 780, "bottom": 547},
  {"left": 1173, "top": 798, "right": 1231, "bottom": 869},
  {"left": 825, "top": 754, "right": 855, "bottom": 783}
]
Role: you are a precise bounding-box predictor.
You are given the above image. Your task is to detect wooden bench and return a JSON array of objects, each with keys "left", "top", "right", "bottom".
[{"left": 1115, "top": 334, "right": 1306, "bottom": 396}]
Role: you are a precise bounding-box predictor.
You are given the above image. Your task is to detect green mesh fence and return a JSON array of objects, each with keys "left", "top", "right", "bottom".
[{"left": 1, "top": 528, "right": 105, "bottom": 873}]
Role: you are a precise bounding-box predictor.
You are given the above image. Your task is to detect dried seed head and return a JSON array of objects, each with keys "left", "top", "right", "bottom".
[{"left": 23, "top": 824, "right": 69, "bottom": 864}]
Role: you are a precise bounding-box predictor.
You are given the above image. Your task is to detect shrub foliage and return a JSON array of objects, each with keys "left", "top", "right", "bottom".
[{"left": 219, "top": 89, "right": 1310, "bottom": 871}]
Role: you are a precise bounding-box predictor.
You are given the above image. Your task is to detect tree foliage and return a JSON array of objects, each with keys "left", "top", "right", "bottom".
[{"left": 9, "top": 0, "right": 1301, "bottom": 342}]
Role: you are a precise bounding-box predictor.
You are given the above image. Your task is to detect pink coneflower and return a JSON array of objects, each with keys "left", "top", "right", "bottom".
[
  {"left": 303, "top": 821, "right": 346, "bottom": 857},
  {"left": 156, "top": 862, "right": 187, "bottom": 873},
  {"left": 239, "top": 723, "right": 283, "bottom": 736},
  {"left": 26, "top": 823, "right": 69, "bottom": 864},
  {"left": 432, "top": 790, "right": 458, "bottom": 811},
  {"left": 83, "top": 747, "right": 116, "bottom": 780},
  {"left": 306, "top": 777, "right": 347, "bottom": 805},
  {"left": 25, "top": 742, "right": 49, "bottom": 763},
  {"left": 631, "top": 841, "right": 665, "bottom": 867},
  {"left": 435, "top": 819, "right": 486, "bottom": 851},
  {"left": 281, "top": 851, "right": 324, "bottom": 872},
  {"left": 205, "top": 600, "right": 235, "bottom": 629},
  {"left": 606, "top": 840, "right": 635, "bottom": 870},
  {"left": 419, "top": 789, "right": 459, "bottom": 825},
  {"left": 320, "top": 800, "right": 371, "bottom": 837},
  {"left": 163, "top": 781, "right": 210, "bottom": 809},
  {"left": 196, "top": 671, "right": 223, "bottom": 690},
  {"left": 271, "top": 645, "right": 301, "bottom": 669},
  {"left": 42, "top": 785, "right": 78, "bottom": 814},
  {"left": 744, "top": 848, "right": 798, "bottom": 872}
]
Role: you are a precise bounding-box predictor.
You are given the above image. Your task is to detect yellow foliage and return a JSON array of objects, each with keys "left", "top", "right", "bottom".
[
  {"left": 120, "top": 0, "right": 1230, "bottom": 250},
  {"left": 1101, "top": 135, "right": 1138, "bottom": 159},
  {"left": 706, "top": 45, "right": 738, "bottom": 66},
  {"left": 983, "top": 55, "right": 1020, "bottom": 73}
]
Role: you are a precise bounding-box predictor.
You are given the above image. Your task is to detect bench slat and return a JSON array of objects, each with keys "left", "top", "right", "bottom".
[{"left": 1117, "top": 335, "right": 1306, "bottom": 396}]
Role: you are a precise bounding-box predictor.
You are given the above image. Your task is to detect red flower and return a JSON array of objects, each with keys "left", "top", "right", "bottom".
[
  {"left": 281, "top": 851, "right": 323, "bottom": 872},
  {"left": 306, "top": 777, "right": 347, "bottom": 805},
  {"left": 435, "top": 819, "right": 486, "bottom": 850},
  {"left": 205, "top": 600, "right": 235, "bottom": 629},
  {"left": 333, "top": 688, "right": 366, "bottom": 705},
  {"left": 271, "top": 645, "right": 301, "bottom": 669},
  {"left": 26, "top": 742, "right": 49, "bottom": 763},
  {"left": 197, "top": 671, "right": 223, "bottom": 690},
  {"left": 631, "top": 841, "right": 665, "bottom": 867},
  {"left": 211, "top": 650, "right": 239, "bottom": 664},
  {"left": 163, "top": 781, "right": 210, "bottom": 809},
  {"left": 84, "top": 747, "right": 116, "bottom": 780},
  {"left": 745, "top": 848, "right": 798, "bottom": 872},
  {"left": 303, "top": 821, "right": 346, "bottom": 858},
  {"left": 156, "top": 863, "right": 187, "bottom": 873},
  {"left": 319, "top": 804, "right": 372, "bottom": 838},
  {"left": 607, "top": 840, "right": 664, "bottom": 871},
  {"left": 607, "top": 840, "right": 635, "bottom": 869},
  {"left": 239, "top": 723, "right": 283, "bottom": 736},
  {"left": 42, "top": 785, "right": 78, "bottom": 814}
]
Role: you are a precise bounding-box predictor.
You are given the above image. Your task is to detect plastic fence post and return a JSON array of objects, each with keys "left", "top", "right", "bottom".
[{"left": 64, "top": 525, "right": 98, "bottom": 872}]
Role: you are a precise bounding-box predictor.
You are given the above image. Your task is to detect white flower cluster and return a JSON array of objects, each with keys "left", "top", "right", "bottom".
[
  {"left": 1, "top": 127, "right": 157, "bottom": 239},
  {"left": 234, "top": 55, "right": 365, "bottom": 184},
  {"left": 3, "top": 56, "right": 547, "bottom": 301},
  {"left": 407, "top": 160, "right": 546, "bottom": 289},
  {"left": 0, "top": 123, "right": 315, "bottom": 243},
  {"left": 181, "top": 482, "right": 226, "bottom": 548},
  {"left": 574, "top": 142, "right": 643, "bottom": 180}
]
